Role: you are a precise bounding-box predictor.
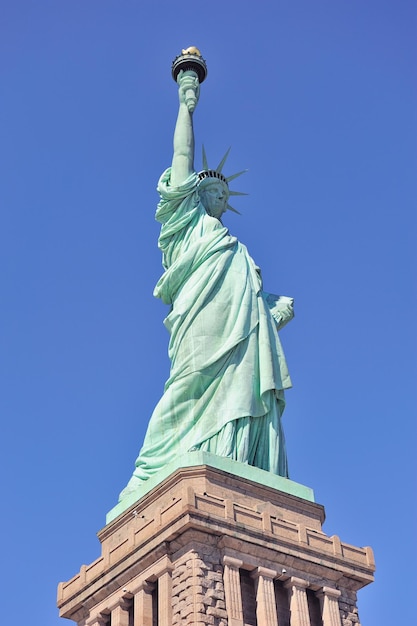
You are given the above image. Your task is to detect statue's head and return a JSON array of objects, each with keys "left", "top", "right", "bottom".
[
  {"left": 198, "top": 177, "right": 229, "bottom": 219},
  {"left": 197, "top": 147, "right": 247, "bottom": 220}
]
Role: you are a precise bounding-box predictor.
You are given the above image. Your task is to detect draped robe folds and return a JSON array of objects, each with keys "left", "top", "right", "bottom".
[{"left": 119, "top": 169, "right": 292, "bottom": 499}]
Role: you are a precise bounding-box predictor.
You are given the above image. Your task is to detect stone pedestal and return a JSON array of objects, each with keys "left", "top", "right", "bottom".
[{"left": 58, "top": 459, "right": 374, "bottom": 625}]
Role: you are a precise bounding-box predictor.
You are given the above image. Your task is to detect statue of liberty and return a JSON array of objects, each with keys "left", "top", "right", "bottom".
[{"left": 119, "top": 49, "right": 294, "bottom": 501}]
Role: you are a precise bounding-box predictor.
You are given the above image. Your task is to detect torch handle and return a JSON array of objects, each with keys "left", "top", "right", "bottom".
[
  {"left": 178, "top": 69, "right": 199, "bottom": 113},
  {"left": 185, "top": 88, "right": 197, "bottom": 112}
]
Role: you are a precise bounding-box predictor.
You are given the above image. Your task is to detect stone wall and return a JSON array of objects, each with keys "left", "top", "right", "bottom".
[
  {"left": 57, "top": 464, "right": 374, "bottom": 626},
  {"left": 171, "top": 533, "right": 227, "bottom": 625}
]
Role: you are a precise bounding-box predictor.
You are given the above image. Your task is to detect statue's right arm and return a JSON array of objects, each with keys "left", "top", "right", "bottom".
[{"left": 170, "top": 72, "right": 199, "bottom": 188}]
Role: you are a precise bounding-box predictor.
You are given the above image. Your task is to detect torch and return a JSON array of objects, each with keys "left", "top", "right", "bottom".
[{"left": 171, "top": 47, "right": 208, "bottom": 112}]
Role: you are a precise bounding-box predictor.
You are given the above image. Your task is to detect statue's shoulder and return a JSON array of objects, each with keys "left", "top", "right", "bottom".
[{"left": 158, "top": 168, "right": 199, "bottom": 199}]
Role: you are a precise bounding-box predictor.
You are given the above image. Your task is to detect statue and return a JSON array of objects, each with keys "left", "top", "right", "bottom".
[{"left": 119, "top": 49, "right": 294, "bottom": 502}]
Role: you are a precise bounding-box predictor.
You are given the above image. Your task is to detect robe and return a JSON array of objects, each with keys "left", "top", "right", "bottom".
[{"left": 119, "top": 169, "right": 292, "bottom": 500}]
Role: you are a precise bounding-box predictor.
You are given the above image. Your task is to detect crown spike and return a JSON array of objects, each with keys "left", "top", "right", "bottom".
[
  {"left": 229, "top": 190, "right": 248, "bottom": 197},
  {"left": 226, "top": 169, "right": 248, "bottom": 183},
  {"left": 216, "top": 147, "right": 231, "bottom": 173},
  {"left": 227, "top": 204, "right": 241, "bottom": 215},
  {"left": 202, "top": 145, "right": 209, "bottom": 171}
]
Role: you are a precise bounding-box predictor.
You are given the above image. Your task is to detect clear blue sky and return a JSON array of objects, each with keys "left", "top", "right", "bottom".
[{"left": 1, "top": 2, "right": 415, "bottom": 624}]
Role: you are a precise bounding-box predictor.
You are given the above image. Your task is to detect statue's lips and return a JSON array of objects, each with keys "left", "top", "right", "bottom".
[{"left": 207, "top": 201, "right": 227, "bottom": 217}]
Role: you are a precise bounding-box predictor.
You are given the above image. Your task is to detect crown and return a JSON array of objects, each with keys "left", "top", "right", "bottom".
[{"left": 197, "top": 146, "right": 247, "bottom": 214}]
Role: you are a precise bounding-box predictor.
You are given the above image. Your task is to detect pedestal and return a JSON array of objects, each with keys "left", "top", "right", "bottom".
[{"left": 58, "top": 459, "right": 374, "bottom": 625}]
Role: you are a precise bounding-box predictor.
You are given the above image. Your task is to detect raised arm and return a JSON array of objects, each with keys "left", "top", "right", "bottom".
[{"left": 170, "top": 71, "right": 200, "bottom": 187}]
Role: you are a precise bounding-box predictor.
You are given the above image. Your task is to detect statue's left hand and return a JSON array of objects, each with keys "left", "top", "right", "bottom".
[{"left": 265, "top": 293, "right": 295, "bottom": 331}]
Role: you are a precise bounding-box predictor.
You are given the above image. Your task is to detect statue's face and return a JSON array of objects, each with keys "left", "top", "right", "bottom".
[{"left": 199, "top": 181, "right": 229, "bottom": 219}]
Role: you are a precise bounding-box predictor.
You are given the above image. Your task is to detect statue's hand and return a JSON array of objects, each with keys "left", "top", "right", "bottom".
[
  {"left": 265, "top": 293, "right": 295, "bottom": 331},
  {"left": 177, "top": 70, "right": 200, "bottom": 112}
]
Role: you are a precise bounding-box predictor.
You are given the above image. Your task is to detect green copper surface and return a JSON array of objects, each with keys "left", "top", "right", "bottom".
[{"left": 118, "top": 53, "right": 295, "bottom": 504}]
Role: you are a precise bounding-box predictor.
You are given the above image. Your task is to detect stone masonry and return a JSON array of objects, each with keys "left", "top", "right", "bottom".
[
  {"left": 57, "top": 463, "right": 375, "bottom": 626},
  {"left": 171, "top": 538, "right": 227, "bottom": 625}
]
